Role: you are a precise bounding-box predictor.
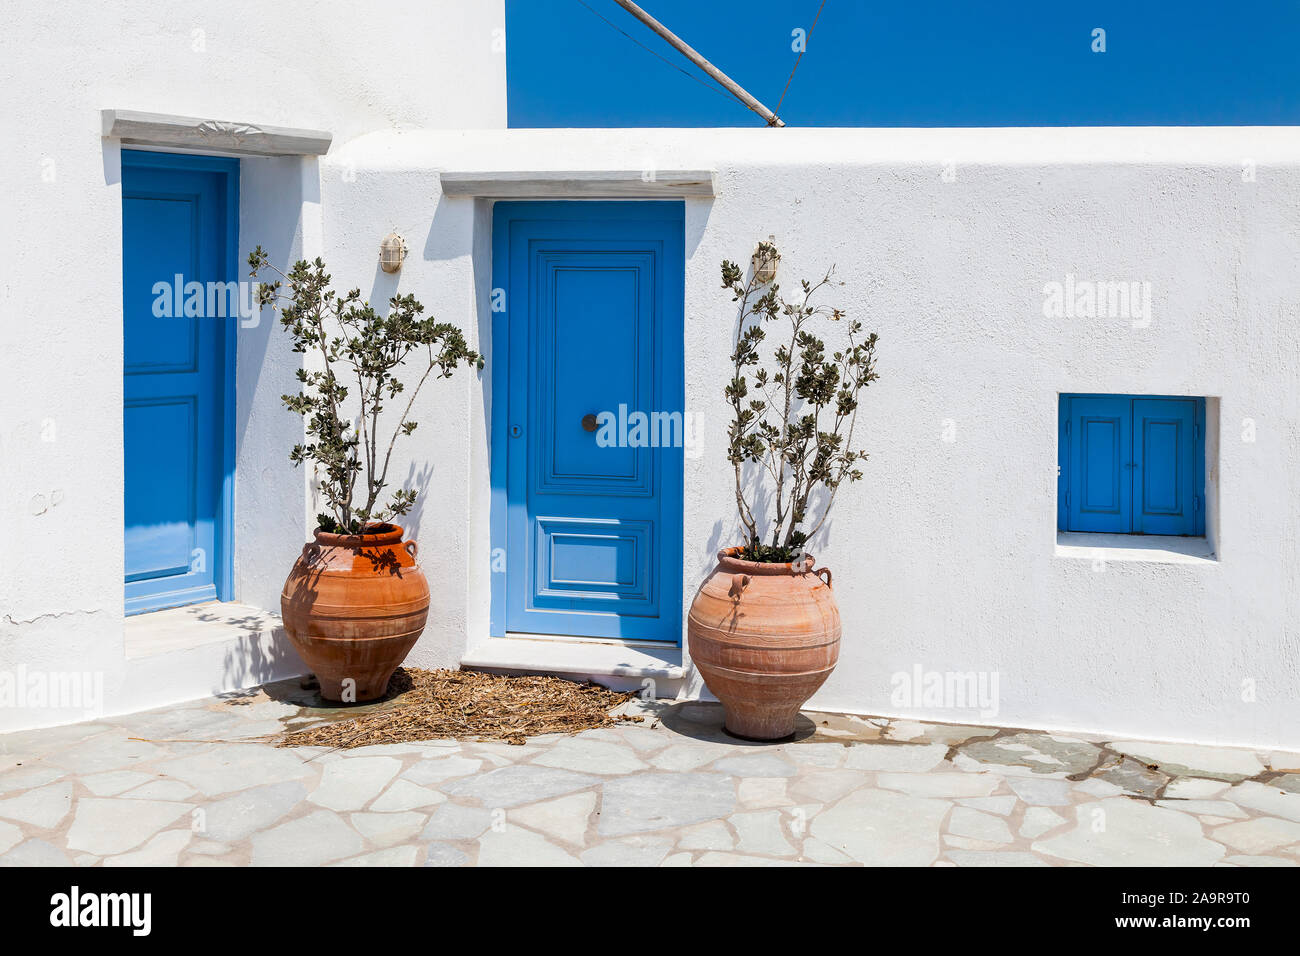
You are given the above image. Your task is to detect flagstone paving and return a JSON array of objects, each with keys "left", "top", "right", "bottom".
[{"left": 1, "top": 684, "right": 1298, "bottom": 867}]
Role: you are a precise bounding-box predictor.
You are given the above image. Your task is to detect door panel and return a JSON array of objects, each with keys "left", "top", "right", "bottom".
[
  {"left": 1065, "top": 395, "right": 1132, "bottom": 533},
  {"left": 123, "top": 196, "right": 198, "bottom": 373},
  {"left": 536, "top": 252, "right": 653, "bottom": 494},
  {"left": 122, "top": 151, "right": 236, "bottom": 615},
  {"left": 1133, "top": 398, "right": 1197, "bottom": 535},
  {"left": 494, "top": 203, "right": 684, "bottom": 642},
  {"left": 124, "top": 397, "right": 197, "bottom": 581}
]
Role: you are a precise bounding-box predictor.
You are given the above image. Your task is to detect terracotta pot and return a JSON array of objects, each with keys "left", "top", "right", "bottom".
[
  {"left": 280, "top": 524, "right": 430, "bottom": 703},
  {"left": 687, "top": 547, "right": 841, "bottom": 740}
]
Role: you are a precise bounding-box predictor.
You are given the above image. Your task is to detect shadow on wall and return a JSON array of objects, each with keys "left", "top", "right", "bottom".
[
  {"left": 102, "top": 140, "right": 122, "bottom": 188},
  {"left": 397, "top": 460, "right": 434, "bottom": 541},
  {"left": 700, "top": 519, "right": 724, "bottom": 568},
  {"left": 683, "top": 198, "right": 710, "bottom": 258},
  {"left": 418, "top": 195, "right": 494, "bottom": 587},
  {"left": 233, "top": 155, "right": 322, "bottom": 610},
  {"left": 218, "top": 614, "right": 305, "bottom": 692},
  {"left": 368, "top": 257, "right": 400, "bottom": 306},
  {"left": 364, "top": 215, "right": 433, "bottom": 545},
  {"left": 236, "top": 155, "right": 317, "bottom": 462}
]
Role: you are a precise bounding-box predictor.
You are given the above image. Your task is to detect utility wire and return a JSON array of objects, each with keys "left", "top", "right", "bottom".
[
  {"left": 574, "top": 0, "right": 736, "bottom": 101},
  {"left": 774, "top": 0, "right": 828, "bottom": 120}
]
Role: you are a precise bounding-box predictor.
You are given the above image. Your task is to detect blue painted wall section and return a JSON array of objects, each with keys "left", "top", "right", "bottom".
[
  {"left": 122, "top": 150, "right": 238, "bottom": 614},
  {"left": 491, "top": 202, "right": 685, "bottom": 641},
  {"left": 1059, "top": 394, "right": 1205, "bottom": 536}
]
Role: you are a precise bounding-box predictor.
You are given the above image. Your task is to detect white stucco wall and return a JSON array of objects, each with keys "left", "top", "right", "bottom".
[
  {"left": 315, "top": 127, "right": 1300, "bottom": 751},
  {"left": 0, "top": 1, "right": 506, "bottom": 730},
  {"left": 1, "top": 6, "right": 1295, "bottom": 751}
]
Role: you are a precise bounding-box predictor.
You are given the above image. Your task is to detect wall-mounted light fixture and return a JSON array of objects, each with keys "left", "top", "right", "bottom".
[
  {"left": 752, "top": 234, "right": 778, "bottom": 284},
  {"left": 379, "top": 232, "right": 407, "bottom": 273}
]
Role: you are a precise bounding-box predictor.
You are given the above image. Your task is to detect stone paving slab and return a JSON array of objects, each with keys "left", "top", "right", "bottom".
[{"left": 1, "top": 684, "right": 1298, "bottom": 867}]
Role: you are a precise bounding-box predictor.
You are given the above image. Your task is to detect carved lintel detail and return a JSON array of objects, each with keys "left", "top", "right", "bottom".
[{"left": 194, "top": 120, "right": 265, "bottom": 146}]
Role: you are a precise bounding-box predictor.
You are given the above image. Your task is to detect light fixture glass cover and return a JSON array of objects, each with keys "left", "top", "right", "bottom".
[
  {"left": 752, "top": 234, "right": 778, "bottom": 284},
  {"left": 379, "top": 232, "right": 407, "bottom": 273}
]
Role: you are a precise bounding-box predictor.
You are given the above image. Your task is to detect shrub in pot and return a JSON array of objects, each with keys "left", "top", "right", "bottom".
[
  {"left": 688, "top": 241, "right": 879, "bottom": 739},
  {"left": 249, "top": 250, "right": 482, "bottom": 702}
]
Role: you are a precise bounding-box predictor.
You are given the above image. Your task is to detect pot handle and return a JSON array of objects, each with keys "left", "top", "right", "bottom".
[
  {"left": 813, "top": 566, "right": 832, "bottom": 589},
  {"left": 404, "top": 540, "right": 418, "bottom": 559},
  {"left": 730, "top": 573, "right": 751, "bottom": 596}
]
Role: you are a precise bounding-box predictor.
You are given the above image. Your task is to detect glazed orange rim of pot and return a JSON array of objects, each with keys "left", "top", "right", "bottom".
[
  {"left": 717, "top": 546, "right": 815, "bottom": 574},
  {"left": 314, "top": 523, "right": 404, "bottom": 547}
]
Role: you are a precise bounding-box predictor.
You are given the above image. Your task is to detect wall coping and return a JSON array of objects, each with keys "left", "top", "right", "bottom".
[
  {"left": 102, "top": 109, "right": 332, "bottom": 157},
  {"left": 439, "top": 169, "right": 716, "bottom": 198}
]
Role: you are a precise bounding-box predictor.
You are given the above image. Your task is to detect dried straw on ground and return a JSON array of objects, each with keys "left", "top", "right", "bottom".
[{"left": 279, "top": 667, "right": 639, "bottom": 749}]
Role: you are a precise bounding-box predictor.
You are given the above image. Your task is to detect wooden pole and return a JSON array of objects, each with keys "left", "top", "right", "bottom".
[{"left": 610, "top": 0, "right": 787, "bottom": 127}]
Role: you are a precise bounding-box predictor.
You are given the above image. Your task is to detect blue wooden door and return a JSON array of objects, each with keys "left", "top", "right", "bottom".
[
  {"left": 122, "top": 151, "right": 237, "bottom": 614},
  {"left": 492, "top": 202, "right": 684, "bottom": 642},
  {"left": 1061, "top": 394, "right": 1133, "bottom": 533},
  {"left": 1132, "top": 398, "right": 1199, "bottom": 535},
  {"left": 1059, "top": 394, "right": 1204, "bottom": 535}
]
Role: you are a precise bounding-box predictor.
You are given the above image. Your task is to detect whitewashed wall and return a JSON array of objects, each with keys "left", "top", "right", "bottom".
[
  {"left": 0, "top": 1, "right": 506, "bottom": 730},
  {"left": 319, "top": 127, "right": 1300, "bottom": 751},
  {"left": 1, "top": 7, "right": 1295, "bottom": 751}
]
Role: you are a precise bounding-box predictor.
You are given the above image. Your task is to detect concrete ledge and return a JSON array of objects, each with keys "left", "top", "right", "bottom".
[
  {"left": 438, "top": 169, "right": 716, "bottom": 198},
  {"left": 125, "top": 601, "right": 285, "bottom": 659},
  {"left": 1055, "top": 532, "right": 1218, "bottom": 566},
  {"left": 462, "top": 636, "right": 685, "bottom": 685},
  {"left": 117, "top": 602, "right": 305, "bottom": 721},
  {"left": 102, "top": 109, "right": 332, "bottom": 156}
]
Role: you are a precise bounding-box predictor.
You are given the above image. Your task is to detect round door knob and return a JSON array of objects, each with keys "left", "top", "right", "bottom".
[{"left": 581, "top": 414, "right": 599, "bottom": 432}]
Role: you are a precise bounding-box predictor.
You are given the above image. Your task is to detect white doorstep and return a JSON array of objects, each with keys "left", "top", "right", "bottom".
[
  {"left": 461, "top": 635, "right": 684, "bottom": 685},
  {"left": 117, "top": 601, "right": 306, "bottom": 719},
  {"left": 125, "top": 601, "right": 284, "bottom": 658}
]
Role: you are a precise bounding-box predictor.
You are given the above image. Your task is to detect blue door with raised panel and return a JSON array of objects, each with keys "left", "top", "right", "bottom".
[
  {"left": 1132, "top": 398, "right": 1200, "bottom": 535},
  {"left": 1061, "top": 394, "right": 1132, "bottom": 533},
  {"left": 492, "top": 202, "right": 684, "bottom": 641},
  {"left": 122, "top": 151, "right": 237, "bottom": 614},
  {"left": 1059, "top": 394, "right": 1204, "bottom": 536}
]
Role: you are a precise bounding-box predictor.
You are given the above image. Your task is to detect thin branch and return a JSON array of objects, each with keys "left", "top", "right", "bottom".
[{"left": 719, "top": 244, "right": 876, "bottom": 560}]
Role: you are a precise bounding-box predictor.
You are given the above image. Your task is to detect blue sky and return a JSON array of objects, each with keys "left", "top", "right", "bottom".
[{"left": 505, "top": 0, "right": 1300, "bottom": 127}]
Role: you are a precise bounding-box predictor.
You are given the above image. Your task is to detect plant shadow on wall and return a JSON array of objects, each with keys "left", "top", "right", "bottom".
[
  {"left": 199, "top": 608, "right": 304, "bottom": 695},
  {"left": 689, "top": 240, "right": 881, "bottom": 742},
  {"left": 247, "top": 248, "right": 482, "bottom": 704}
]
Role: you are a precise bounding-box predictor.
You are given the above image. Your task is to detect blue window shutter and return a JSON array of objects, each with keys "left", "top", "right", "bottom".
[
  {"left": 1061, "top": 395, "right": 1132, "bottom": 533},
  {"left": 1132, "top": 398, "right": 1200, "bottom": 535},
  {"left": 1057, "top": 400, "right": 1070, "bottom": 531},
  {"left": 1060, "top": 394, "right": 1206, "bottom": 536}
]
